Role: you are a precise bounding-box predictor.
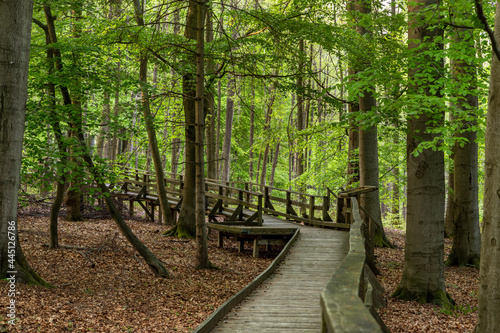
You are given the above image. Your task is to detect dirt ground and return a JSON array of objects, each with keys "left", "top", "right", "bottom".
[
  {"left": 1, "top": 205, "right": 479, "bottom": 332},
  {"left": 1, "top": 213, "right": 277, "bottom": 333},
  {"left": 376, "top": 228, "right": 479, "bottom": 333}
]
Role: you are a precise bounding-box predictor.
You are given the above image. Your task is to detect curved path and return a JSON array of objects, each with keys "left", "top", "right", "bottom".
[{"left": 210, "top": 215, "right": 349, "bottom": 332}]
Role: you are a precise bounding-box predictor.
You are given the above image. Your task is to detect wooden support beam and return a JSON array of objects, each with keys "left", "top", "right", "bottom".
[
  {"left": 253, "top": 237, "right": 260, "bottom": 258},
  {"left": 309, "top": 196, "right": 315, "bottom": 224},
  {"left": 129, "top": 200, "right": 134, "bottom": 217},
  {"left": 217, "top": 232, "right": 224, "bottom": 248},
  {"left": 238, "top": 238, "right": 244, "bottom": 252}
]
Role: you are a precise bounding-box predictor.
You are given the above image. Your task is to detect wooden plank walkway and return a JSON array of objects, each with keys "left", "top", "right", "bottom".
[{"left": 210, "top": 214, "right": 349, "bottom": 332}]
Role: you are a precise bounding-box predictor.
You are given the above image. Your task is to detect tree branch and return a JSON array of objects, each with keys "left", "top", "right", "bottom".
[{"left": 474, "top": 0, "right": 500, "bottom": 61}]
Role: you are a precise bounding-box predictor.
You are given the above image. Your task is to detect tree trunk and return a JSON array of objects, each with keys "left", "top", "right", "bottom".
[
  {"left": 269, "top": 141, "right": 280, "bottom": 188},
  {"left": 296, "top": 40, "right": 305, "bottom": 193},
  {"left": 445, "top": 27, "right": 480, "bottom": 267},
  {"left": 221, "top": 76, "right": 235, "bottom": 182},
  {"left": 0, "top": 0, "right": 50, "bottom": 286},
  {"left": 249, "top": 83, "right": 255, "bottom": 180},
  {"left": 65, "top": 6, "right": 84, "bottom": 222},
  {"left": 165, "top": 0, "right": 202, "bottom": 238},
  {"left": 194, "top": 0, "right": 212, "bottom": 268},
  {"left": 205, "top": 8, "right": 217, "bottom": 180},
  {"left": 477, "top": 3, "right": 500, "bottom": 329},
  {"left": 133, "top": 0, "right": 174, "bottom": 226},
  {"left": 347, "top": 0, "right": 359, "bottom": 187},
  {"left": 393, "top": 0, "right": 452, "bottom": 307},
  {"left": 355, "top": 0, "right": 392, "bottom": 251}
]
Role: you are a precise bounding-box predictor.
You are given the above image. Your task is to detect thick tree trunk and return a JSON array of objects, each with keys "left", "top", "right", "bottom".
[
  {"left": 0, "top": 0, "right": 50, "bottom": 286},
  {"left": 393, "top": 0, "right": 452, "bottom": 307},
  {"left": 133, "top": 0, "right": 174, "bottom": 226},
  {"left": 445, "top": 28, "right": 480, "bottom": 267},
  {"left": 477, "top": 3, "right": 500, "bottom": 329}
]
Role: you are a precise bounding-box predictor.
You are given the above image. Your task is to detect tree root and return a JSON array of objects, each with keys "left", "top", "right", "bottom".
[
  {"left": 163, "top": 224, "right": 195, "bottom": 239},
  {"left": 392, "top": 286, "right": 455, "bottom": 309}
]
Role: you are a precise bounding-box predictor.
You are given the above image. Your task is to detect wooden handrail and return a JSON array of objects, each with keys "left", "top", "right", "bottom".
[
  {"left": 320, "top": 197, "right": 383, "bottom": 333},
  {"left": 109, "top": 165, "right": 341, "bottom": 228}
]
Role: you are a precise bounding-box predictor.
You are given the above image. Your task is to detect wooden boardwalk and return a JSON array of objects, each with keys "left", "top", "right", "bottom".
[{"left": 210, "top": 214, "right": 349, "bottom": 332}]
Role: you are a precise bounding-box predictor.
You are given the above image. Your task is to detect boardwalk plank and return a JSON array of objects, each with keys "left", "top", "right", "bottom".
[{"left": 210, "top": 215, "right": 349, "bottom": 332}]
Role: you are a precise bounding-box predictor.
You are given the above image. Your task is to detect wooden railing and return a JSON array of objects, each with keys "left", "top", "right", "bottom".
[
  {"left": 106, "top": 166, "right": 348, "bottom": 229},
  {"left": 320, "top": 196, "right": 385, "bottom": 333},
  {"left": 205, "top": 178, "right": 349, "bottom": 229}
]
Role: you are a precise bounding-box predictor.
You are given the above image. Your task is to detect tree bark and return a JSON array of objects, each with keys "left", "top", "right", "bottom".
[
  {"left": 393, "top": 0, "right": 452, "bottom": 307},
  {"left": 355, "top": 0, "right": 392, "bottom": 251},
  {"left": 133, "top": 0, "right": 174, "bottom": 226},
  {"left": 477, "top": 2, "right": 500, "bottom": 329},
  {"left": 221, "top": 76, "right": 235, "bottom": 182},
  {"left": 0, "top": 0, "right": 50, "bottom": 286},
  {"left": 194, "top": 0, "right": 212, "bottom": 268},
  {"left": 249, "top": 83, "right": 256, "bottom": 180},
  {"left": 165, "top": 0, "right": 203, "bottom": 238},
  {"left": 445, "top": 27, "right": 480, "bottom": 267},
  {"left": 205, "top": 8, "right": 217, "bottom": 180}
]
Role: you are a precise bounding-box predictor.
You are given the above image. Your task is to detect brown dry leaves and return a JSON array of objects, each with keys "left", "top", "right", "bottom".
[
  {"left": 376, "top": 229, "right": 479, "bottom": 333},
  {"left": 1, "top": 216, "right": 275, "bottom": 332}
]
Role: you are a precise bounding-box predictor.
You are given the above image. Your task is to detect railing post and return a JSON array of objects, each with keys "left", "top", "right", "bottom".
[
  {"left": 224, "top": 182, "right": 230, "bottom": 207},
  {"left": 264, "top": 187, "right": 270, "bottom": 209},
  {"left": 257, "top": 194, "right": 263, "bottom": 225},
  {"left": 219, "top": 185, "right": 224, "bottom": 213},
  {"left": 286, "top": 191, "right": 291, "bottom": 220},
  {"left": 309, "top": 196, "right": 315, "bottom": 224},
  {"left": 245, "top": 183, "right": 250, "bottom": 203},
  {"left": 322, "top": 194, "right": 332, "bottom": 221},
  {"left": 238, "top": 189, "right": 244, "bottom": 220}
]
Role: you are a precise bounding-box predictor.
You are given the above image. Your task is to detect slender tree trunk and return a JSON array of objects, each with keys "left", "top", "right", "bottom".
[
  {"left": 133, "top": 0, "right": 174, "bottom": 225},
  {"left": 33, "top": 19, "right": 67, "bottom": 248},
  {"left": 216, "top": 80, "right": 222, "bottom": 177},
  {"left": 65, "top": 6, "right": 84, "bottom": 222},
  {"left": 95, "top": 91, "right": 110, "bottom": 159},
  {"left": 165, "top": 0, "right": 202, "bottom": 238},
  {"left": 249, "top": 83, "right": 255, "bottom": 180},
  {"left": 347, "top": 0, "right": 360, "bottom": 186},
  {"left": 393, "top": 0, "right": 452, "bottom": 307},
  {"left": 205, "top": 8, "right": 217, "bottom": 180},
  {"left": 269, "top": 142, "right": 280, "bottom": 188},
  {"left": 194, "top": 0, "right": 211, "bottom": 268},
  {"left": 296, "top": 40, "right": 305, "bottom": 193},
  {"left": 355, "top": 0, "right": 392, "bottom": 251},
  {"left": 0, "top": 0, "right": 50, "bottom": 286},
  {"left": 221, "top": 76, "right": 235, "bottom": 182}
]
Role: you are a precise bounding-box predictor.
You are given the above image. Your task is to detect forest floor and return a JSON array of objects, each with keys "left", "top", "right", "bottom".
[
  {"left": 0, "top": 207, "right": 278, "bottom": 333},
  {"left": 377, "top": 228, "right": 479, "bottom": 332},
  {"left": 1, "top": 201, "right": 479, "bottom": 332}
]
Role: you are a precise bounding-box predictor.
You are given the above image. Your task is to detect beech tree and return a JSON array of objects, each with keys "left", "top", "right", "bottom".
[
  {"left": 393, "top": 0, "right": 453, "bottom": 307},
  {"left": 0, "top": 0, "right": 49, "bottom": 285},
  {"left": 133, "top": 0, "right": 174, "bottom": 226},
  {"left": 475, "top": 0, "right": 500, "bottom": 330},
  {"left": 445, "top": 25, "right": 480, "bottom": 267}
]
